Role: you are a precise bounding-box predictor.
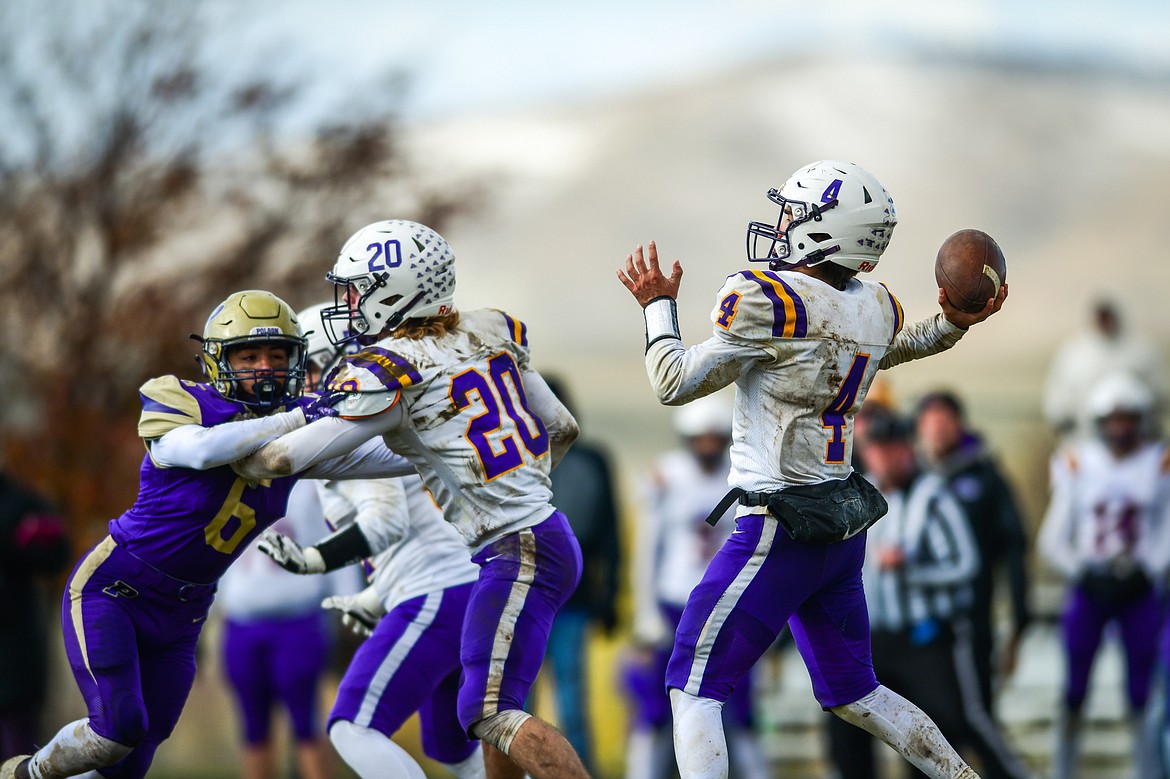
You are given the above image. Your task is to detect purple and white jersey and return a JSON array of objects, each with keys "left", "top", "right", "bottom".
[
  {"left": 326, "top": 309, "right": 558, "bottom": 551},
  {"left": 110, "top": 375, "right": 305, "bottom": 583},
  {"left": 315, "top": 474, "right": 479, "bottom": 611},
  {"left": 647, "top": 271, "right": 963, "bottom": 493},
  {"left": 1039, "top": 440, "right": 1170, "bottom": 579}
]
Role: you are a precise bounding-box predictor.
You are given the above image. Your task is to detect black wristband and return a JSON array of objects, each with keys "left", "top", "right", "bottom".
[{"left": 315, "top": 523, "right": 374, "bottom": 572}]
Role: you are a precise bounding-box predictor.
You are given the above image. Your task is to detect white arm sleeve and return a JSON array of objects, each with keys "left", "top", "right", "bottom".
[
  {"left": 149, "top": 410, "right": 306, "bottom": 470},
  {"left": 332, "top": 478, "right": 411, "bottom": 553},
  {"left": 234, "top": 403, "right": 407, "bottom": 479},
  {"left": 1038, "top": 456, "right": 1079, "bottom": 579},
  {"left": 878, "top": 314, "right": 965, "bottom": 370},
  {"left": 301, "top": 438, "right": 416, "bottom": 481},
  {"left": 645, "top": 334, "right": 769, "bottom": 406},
  {"left": 523, "top": 368, "right": 579, "bottom": 468}
]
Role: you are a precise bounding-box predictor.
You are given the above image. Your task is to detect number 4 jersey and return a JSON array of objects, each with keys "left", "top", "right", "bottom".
[
  {"left": 648, "top": 269, "right": 964, "bottom": 491},
  {"left": 326, "top": 309, "right": 559, "bottom": 551}
]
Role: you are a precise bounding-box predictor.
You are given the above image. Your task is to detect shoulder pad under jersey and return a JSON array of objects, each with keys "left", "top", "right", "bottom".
[
  {"left": 711, "top": 270, "right": 810, "bottom": 340},
  {"left": 332, "top": 347, "right": 422, "bottom": 393},
  {"left": 878, "top": 282, "right": 905, "bottom": 339},
  {"left": 138, "top": 376, "right": 221, "bottom": 439}
]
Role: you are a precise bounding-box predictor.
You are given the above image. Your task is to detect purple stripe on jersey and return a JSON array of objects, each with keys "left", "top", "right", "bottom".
[
  {"left": 499, "top": 312, "right": 528, "bottom": 347},
  {"left": 140, "top": 396, "right": 187, "bottom": 417},
  {"left": 348, "top": 347, "right": 422, "bottom": 390},
  {"left": 880, "top": 282, "right": 904, "bottom": 338},
  {"left": 739, "top": 271, "right": 809, "bottom": 338}
]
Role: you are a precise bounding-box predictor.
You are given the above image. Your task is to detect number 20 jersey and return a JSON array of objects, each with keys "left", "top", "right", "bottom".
[
  {"left": 328, "top": 309, "right": 557, "bottom": 551},
  {"left": 708, "top": 269, "right": 906, "bottom": 490}
]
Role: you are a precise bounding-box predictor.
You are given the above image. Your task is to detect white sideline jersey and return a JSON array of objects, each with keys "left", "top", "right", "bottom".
[
  {"left": 647, "top": 270, "right": 964, "bottom": 492},
  {"left": 1039, "top": 440, "right": 1170, "bottom": 580},
  {"left": 639, "top": 451, "right": 737, "bottom": 609},
  {"left": 328, "top": 309, "right": 565, "bottom": 550},
  {"left": 315, "top": 474, "right": 479, "bottom": 611}
]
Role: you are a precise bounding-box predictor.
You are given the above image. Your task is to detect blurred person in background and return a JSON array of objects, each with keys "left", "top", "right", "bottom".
[
  {"left": 1038, "top": 372, "right": 1170, "bottom": 779},
  {"left": 0, "top": 468, "right": 70, "bottom": 756},
  {"left": 528, "top": 375, "right": 621, "bottom": 775},
  {"left": 827, "top": 410, "right": 1033, "bottom": 779},
  {"left": 624, "top": 394, "right": 769, "bottom": 779},
  {"left": 1043, "top": 299, "right": 1166, "bottom": 443},
  {"left": 915, "top": 390, "right": 1032, "bottom": 713},
  {"left": 218, "top": 479, "right": 358, "bottom": 779},
  {"left": 0, "top": 290, "right": 410, "bottom": 779}
]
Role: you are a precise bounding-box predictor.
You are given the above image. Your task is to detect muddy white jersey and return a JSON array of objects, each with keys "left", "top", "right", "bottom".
[
  {"left": 327, "top": 309, "right": 565, "bottom": 551},
  {"left": 646, "top": 270, "right": 964, "bottom": 493},
  {"left": 1039, "top": 440, "right": 1170, "bottom": 580},
  {"left": 315, "top": 474, "right": 478, "bottom": 610}
]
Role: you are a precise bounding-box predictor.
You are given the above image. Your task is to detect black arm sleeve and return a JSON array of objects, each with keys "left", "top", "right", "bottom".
[{"left": 315, "top": 522, "right": 374, "bottom": 572}]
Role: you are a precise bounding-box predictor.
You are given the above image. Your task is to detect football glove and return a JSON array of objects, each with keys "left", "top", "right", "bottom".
[
  {"left": 301, "top": 388, "right": 345, "bottom": 424},
  {"left": 257, "top": 528, "right": 326, "bottom": 574},
  {"left": 322, "top": 585, "right": 386, "bottom": 637}
]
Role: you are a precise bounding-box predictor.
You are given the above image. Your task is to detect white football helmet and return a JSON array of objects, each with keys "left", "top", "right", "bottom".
[
  {"left": 674, "top": 393, "right": 733, "bottom": 439},
  {"left": 322, "top": 220, "right": 457, "bottom": 344},
  {"left": 746, "top": 160, "right": 897, "bottom": 273},
  {"left": 1088, "top": 372, "right": 1154, "bottom": 420},
  {"left": 295, "top": 302, "right": 346, "bottom": 389}
]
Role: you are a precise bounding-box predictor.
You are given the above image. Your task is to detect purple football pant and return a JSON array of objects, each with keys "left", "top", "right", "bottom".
[
  {"left": 1061, "top": 584, "right": 1160, "bottom": 711},
  {"left": 222, "top": 612, "right": 329, "bottom": 744},
  {"left": 60, "top": 537, "right": 215, "bottom": 779},
  {"left": 330, "top": 582, "right": 478, "bottom": 764},
  {"left": 625, "top": 604, "right": 756, "bottom": 730},
  {"left": 458, "top": 512, "right": 583, "bottom": 734},
  {"left": 667, "top": 514, "right": 877, "bottom": 709}
]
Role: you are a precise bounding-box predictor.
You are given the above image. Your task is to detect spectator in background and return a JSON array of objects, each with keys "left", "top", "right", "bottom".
[
  {"left": 218, "top": 479, "right": 356, "bottom": 779},
  {"left": 0, "top": 468, "right": 70, "bottom": 756},
  {"left": 1038, "top": 372, "right": 1170, "bottom": 779},
  {"left": 915, "top": 390, "right": 1032, "bottom": 713},
  {"left": 625, "top": 394, "right": 769, "bottom": 779},
  {"left": 1043, "top": 299, "right": 1166, "bottom": 442},
  {"left": 530, "top": 375, "right": 621, "bottom": 774},
  {"left": 828, "top": 411, "right": 1033, "bottom": 779}
]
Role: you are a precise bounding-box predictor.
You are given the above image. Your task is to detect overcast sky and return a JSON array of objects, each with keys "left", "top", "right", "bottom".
[{"left": 208, "top": 0, "right": 1170, "bottom": 123}]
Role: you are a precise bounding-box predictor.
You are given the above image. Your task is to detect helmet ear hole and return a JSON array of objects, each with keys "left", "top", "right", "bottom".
[{"left": 807, "top": 233, "right": 832, "bottom": 243}]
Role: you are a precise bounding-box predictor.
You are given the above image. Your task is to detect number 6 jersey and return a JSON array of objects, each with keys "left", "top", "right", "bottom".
[
  {"left": 648, "top": 269, "right": 965, "bottom": 491},
  {"left": 325, "top": 309, "right": 567, "bottom": 551}
]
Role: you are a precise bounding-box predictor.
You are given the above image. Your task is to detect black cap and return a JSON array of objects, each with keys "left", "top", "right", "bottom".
[{"left": 865, "top": 409, "right": 915, "bottom": 443}]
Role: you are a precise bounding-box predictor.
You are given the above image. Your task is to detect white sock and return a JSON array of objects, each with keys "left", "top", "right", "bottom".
[
  {"left": 441, "top": 744, "right": 485, "bottom": 779},
  {"left": 328, "top": 721, "right": 426, "bottom": 779},
  {"left": 830, "top": 685, "right": 979, "bottom": 779},
  {"left": 670, "top": 689, "right": 728, "bottom": 779},
  {"left": 28, "top": 720, "right": 132, "bottom": 779}
]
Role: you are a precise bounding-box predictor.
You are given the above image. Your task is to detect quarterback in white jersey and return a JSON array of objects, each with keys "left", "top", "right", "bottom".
[
  {"left": 237, "top": 220, "right": 589, "bottom": 779},
  {"left": 1038, "top": 372, "right": 1170, "bottom": 779},
  {"left": 619, "top": 160, "right": 1007, "bottom": 779}
]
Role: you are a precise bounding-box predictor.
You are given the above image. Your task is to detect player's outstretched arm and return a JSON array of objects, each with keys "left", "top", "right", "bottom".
[
  {"left": 878, "top": 283, "right": 1008, "bottom": 370},
  {"left": 149, "top": 409, "right": 306, "bottom": 471},
  {"left": 235, "top": 404, "right": 407, "bottom": 479}
]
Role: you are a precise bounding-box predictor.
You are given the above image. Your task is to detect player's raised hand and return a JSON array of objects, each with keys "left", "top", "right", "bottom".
[
  {"left": 939, "top": 282, "right": 1009, "bottom": 330},
  {"left": 617, "top": 241, "right": 684, "bottom": 307}
]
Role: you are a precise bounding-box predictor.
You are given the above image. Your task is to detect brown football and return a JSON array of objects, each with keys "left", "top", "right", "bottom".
[{"left": 934, "top": 229, "right": 1007, "bottom": 314}]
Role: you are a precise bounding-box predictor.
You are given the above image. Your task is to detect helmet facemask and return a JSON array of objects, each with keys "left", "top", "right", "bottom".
[{"left": 747, "top": 188, "right": 842, "bottom": 271}]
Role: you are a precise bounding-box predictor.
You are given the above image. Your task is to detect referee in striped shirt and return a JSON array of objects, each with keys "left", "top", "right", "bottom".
[{"left": 826, "top": 410, "right": 1034, "bottom": 779}]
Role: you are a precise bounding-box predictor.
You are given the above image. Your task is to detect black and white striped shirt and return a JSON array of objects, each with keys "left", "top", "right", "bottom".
[{"left": 865, "top": 471, "right": 980, "bottom": 631}]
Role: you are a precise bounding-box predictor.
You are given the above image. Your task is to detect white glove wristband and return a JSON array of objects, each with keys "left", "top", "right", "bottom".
[{"left": 644, "top": 296, "right": 681, "bottom": 349}]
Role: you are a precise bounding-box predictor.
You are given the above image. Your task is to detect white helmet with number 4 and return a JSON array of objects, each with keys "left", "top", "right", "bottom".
[
  {"left": 322, "top": 219, "right": 456, "bottom": 345},
  {"left": 746, "top": 160, "right": 897, "bottom": 273}
]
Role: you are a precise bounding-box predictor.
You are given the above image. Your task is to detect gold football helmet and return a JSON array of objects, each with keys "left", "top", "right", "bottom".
[{"left": 198, "top": 290, "right": 307, "bottom": 409}]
